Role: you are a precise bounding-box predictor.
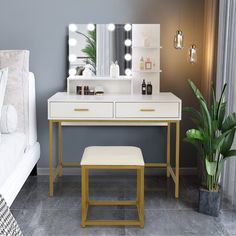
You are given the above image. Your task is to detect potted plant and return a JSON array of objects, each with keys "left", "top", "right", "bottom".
[{"left": 184, "top": 80, "right": 236, "bottom": 216}]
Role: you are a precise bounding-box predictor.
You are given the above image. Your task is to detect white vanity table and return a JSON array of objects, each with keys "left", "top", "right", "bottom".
[
  {"left": 47, "top": 23, "right": 182, "bottom": 199},
  {"left": 48, "top": 92, "right": 182, "bottom": 198}
]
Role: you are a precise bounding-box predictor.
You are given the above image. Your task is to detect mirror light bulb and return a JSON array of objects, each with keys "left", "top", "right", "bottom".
[
  {"left": 108, "top": 24, "right": 115, "bottom": 31},
  {"left": 69, "top": 68, "right": 76, "bottom": 76},
  {"left": 124, "top": 39, "right": 132, "bottom": 47},
  {"left": 87, "top": 24, "right": 95, "bottom": 31},
  {"left": 69, "top": 24, "right": 77, "bottom": 32},
  {"left": 69, "top": 54, "right": 77, "bottom": 62},
  {"left": 124, "top": 24, "right": 132, "bottom": 31},
  {"left": 68, "top": 38, "right": 77, "bottom": 46},
  {"left": 125, "top": 68, "right": 132, "bottom": 76},
  {"left": 124, "top": 53, "right": 132, "bottom": 61}
]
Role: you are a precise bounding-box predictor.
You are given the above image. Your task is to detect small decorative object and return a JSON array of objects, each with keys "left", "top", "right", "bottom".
[
  {"left": 184, "top": 80, "right": 236, "bottom": 217},
  {"left": 174, "top": 30, "right": 184, "bottom": 49},
  {"left": 76, "top": 86, "right": 82, "bottom": 95},
  {"left": 89, "top": 89, "right": 95, "bottom": 95},
  {"left": 141, "top": 79, "right": 146, "bottom": 95},
  {"left": 145, "top": 57, "right": 152, "bottom": 70},
  {"left": 110, "top": 61, "right": 119, "bottom": 78},
  {"left": 83, "top": 64, "right": 95, "bottom": 77},
  {"left": 95, "top": 86, "right": 104, "bottom": 95},
  {"left": 110, "top": 61, "right": 116, "bottom": 77},
  {"left": 143, "top": 36, "right": 150, "bottom": 47},
  {"left": 147, "top": 82, "right": 152, "bottom": 95},
  {"left": 139, "top": 57, "right": 145, "bottom": 70},
  {"left": 115, "top": 61, "right": 120, "bottom": 77},
  {"left": 84, "top": 86, "right": 89, "bottom": 95},
  {"left": 188, "top": 44, "right": 197, "bottom": 64}
]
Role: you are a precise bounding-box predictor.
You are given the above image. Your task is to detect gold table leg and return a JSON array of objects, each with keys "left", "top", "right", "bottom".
[
  {"left": 58, "top": 122, "right": 62, "bottom": 177},
  {"left": 166, "top": 122, "right": 171, "bottom": 177},
  {"left": 49, "top": 120, "right": 54, "bottom": 197},
  {"left": 81, "top": 166, "right": 87, "bottom": 228},
  {"left": 139, "top": 167, "right": 145, "bottom": 228},
  {"left": 175, "top": 121, "right": 180, "bottom": 198}
]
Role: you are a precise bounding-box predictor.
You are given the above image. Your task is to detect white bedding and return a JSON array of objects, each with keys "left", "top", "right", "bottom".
[{"left": 0, "top": 133, "right": 26, "bottom": 187}]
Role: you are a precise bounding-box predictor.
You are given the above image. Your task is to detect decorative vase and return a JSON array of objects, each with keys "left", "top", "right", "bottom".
[{"left": 198, "top": 188, "right": 221, "bottom": 217}]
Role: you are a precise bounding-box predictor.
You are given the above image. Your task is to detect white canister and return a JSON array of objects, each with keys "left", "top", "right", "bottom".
[{"left": 115, "top": 61, "right": 120, "bottom": 78}]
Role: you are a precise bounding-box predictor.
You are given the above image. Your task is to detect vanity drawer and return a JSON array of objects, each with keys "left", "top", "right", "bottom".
[
  {"left": 115, "top": 102, "right": 179, "bottom": 118},
  {"left": 50, "top": 102, "right": 113, "bottom": 118}
]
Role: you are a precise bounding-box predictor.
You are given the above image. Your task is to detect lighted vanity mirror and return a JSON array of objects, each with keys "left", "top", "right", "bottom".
[{"left": 68, "top": 24, "right": 132, "bottom": 77}]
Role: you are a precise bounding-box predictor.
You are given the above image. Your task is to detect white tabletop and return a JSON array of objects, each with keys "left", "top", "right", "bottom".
[{"left": 48, "top": 92, "right": 181, "bottom": 103}]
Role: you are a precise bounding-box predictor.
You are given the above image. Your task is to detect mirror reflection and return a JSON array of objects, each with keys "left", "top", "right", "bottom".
[{"left": 68, "top": 24, "right": 132, "bottom": 77}]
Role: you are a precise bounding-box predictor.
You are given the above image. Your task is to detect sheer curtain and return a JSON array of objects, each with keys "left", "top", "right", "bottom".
[{"left": 216, "top": 0, "right": 236, "bottom": 207}]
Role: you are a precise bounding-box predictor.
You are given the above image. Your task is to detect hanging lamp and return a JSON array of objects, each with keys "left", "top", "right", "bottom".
[
  {"left": 174, "top": 30, "right": 184, "bottom": 49},
  {"left": 188, "top": 44, "right": 197, "bottom": 64}
]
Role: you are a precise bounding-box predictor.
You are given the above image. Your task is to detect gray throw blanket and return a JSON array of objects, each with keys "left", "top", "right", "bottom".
[{"left": 0, "top": 195, "right": 23, "bottom": 236}]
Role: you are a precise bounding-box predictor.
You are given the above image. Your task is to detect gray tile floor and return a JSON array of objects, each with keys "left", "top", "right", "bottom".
[{"left": 11, "top": 175, "right": 236, "bottom": 236}]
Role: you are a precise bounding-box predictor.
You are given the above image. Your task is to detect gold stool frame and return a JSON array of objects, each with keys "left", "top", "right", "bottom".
[{"left": 81, "top": 165, "right": 145, "bottom": 228}]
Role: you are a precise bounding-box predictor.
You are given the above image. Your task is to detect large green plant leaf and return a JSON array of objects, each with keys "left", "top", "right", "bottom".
[
  {"left": 216, "top": 84, "right": 227, "bottom": 120},
  {"left": 205, "top": 158, "right": 224, "bottom": 179},
  {"left": 183, "top": 107, "right": 202, "bottom": 126},
  {"left": 220, "top": 128, "right": 235, "bottom": 156},
  {"left": 198, "top": 97, "right": 212, "bottom": 136},
  {"left": 187, "top": 80, "right": 212, "bottom": 135},
  {"left": 218, "top": 102, "right": 226, "bottom": 129},
  {"left": 222, "top": 113, "right": 236, "bottom": 133},
  {"left": 186, "top": 129, "right": 204, "bottom": 141},
  {"left": 223, "top": 149, "right": 236, "bottom": 158},
  {"left": 212, "top": 135, "right": 226, "bottom": 153},
  {"left": 188, "top": 80, "right": 206, "bottom": 103},
  {"left": 211, "top": 85, "right": 218, "bottom": 120},
  {"left": 205, "top": 158, "right": 217, "bottom": 176}
]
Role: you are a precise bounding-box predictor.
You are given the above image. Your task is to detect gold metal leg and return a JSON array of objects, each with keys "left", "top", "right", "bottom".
[
  {"left": 81, "top": 165, "right": 144, "bottom": 227},
  {"left": 137, "top": 168, "right": 140, "bottom": 203},
  {"left": 49, "top": 120, "right": 54, "bottom": 197},
  {"left": 81, "top": 166, "right": 87, "bottom": 227},
  {"left": 139, "top": 167, "right": 144, "bottom": 228},
  {"left": 85, "top": 169, "right": 89, "bottom": 205},
  {"left": 175, "top": 121, "right": 180, "bottom": 198},
  {"left": 58, "top": 122, "right": 62, "bottom": 177},
  {"left": 167, "top": 122, "right": 171, "bottom": 177}
]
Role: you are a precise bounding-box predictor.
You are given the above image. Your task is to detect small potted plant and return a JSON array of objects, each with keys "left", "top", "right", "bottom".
[{"left": 184, "top": 80, "right": 236, "bottom": 216}]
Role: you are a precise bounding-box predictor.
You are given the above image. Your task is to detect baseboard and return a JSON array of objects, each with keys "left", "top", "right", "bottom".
[{"left": 38, "top": 167, "right": 197, "bottom": 176}]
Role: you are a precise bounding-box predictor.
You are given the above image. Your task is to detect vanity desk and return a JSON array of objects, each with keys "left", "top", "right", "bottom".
[
  {"left": 48, "top": 23, "right": 182, "bottom": 200},
  {"left": 48, "top": 92, "right": 182, "bottom": 198}
]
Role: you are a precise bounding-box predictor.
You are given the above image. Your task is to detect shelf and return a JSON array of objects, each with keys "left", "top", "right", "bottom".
[{"left": 68, "top": 76, "right": 132, "bottom": 81}]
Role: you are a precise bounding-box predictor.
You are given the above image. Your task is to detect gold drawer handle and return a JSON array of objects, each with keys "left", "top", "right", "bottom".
[
  {"left": 140, "top": 108, "right": 156, "bottom": 112},
  {"left": 74, "top": 108, "right": 90, "bottom": 112}
]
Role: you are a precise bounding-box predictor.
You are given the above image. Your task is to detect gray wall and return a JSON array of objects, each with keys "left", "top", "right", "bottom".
[{"left": 0, "top": 0, "right": 204, "bottom": 168}]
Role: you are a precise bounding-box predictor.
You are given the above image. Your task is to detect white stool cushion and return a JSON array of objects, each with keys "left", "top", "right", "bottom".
[{"left": 81, "top": 146, "right": 144, "bottom": 166}]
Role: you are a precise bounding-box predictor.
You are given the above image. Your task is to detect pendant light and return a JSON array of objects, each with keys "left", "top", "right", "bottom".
[
  {"left": 174, "top": 30, "right": 184, "bottom": 49},
  {"left": 188, "top": 1, "right": 197, "bottom": 64},
  {"left": 174, "top": 0, "right": 184, "bottom": 49},
  {"left": 188, "top": 44, "right": 197, "bottom": 64}
]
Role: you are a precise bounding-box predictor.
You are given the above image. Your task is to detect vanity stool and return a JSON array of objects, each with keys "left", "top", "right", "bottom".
[{"left": 80, "top": 146, "right": 145, "bottom": 228}]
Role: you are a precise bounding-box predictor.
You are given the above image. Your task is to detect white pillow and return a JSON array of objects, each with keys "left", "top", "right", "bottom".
[
  {"left": 0, "top": 105, "right": 18, "bottom": 133},
  {"left": 0, "top": 68, "right": 8, "bottom": 142}
]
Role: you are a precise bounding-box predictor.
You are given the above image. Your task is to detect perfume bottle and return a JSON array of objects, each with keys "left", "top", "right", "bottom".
[
  {"left": 140, "top": 57, "right": 145, "bottom": 70},
  {"left": 147, "top": 82, "right": 153, "bottom": 95},
  {"left": 145, "top": 57, "right": 152, "bottom": 70},
  {"left": 142, "top": 79, "right": 146, "bottom": 95}
]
